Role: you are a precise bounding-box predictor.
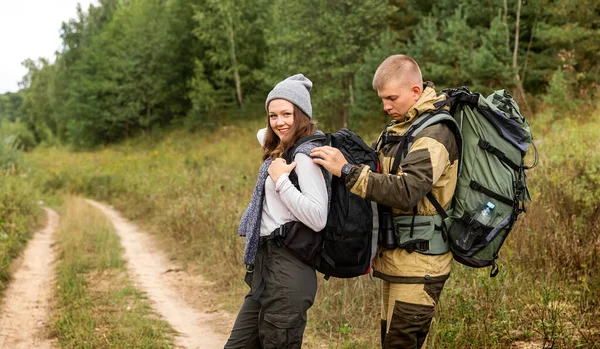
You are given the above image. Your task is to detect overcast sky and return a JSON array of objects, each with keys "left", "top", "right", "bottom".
[{"left": 0, "top": 0, "right": 98, "bottom": 93}]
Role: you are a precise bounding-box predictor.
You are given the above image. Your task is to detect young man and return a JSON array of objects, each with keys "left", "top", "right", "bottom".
[{"left": 311, "top": 54, "right": 459, "bottom": 349}]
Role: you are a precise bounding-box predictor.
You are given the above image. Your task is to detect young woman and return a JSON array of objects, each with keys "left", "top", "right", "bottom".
[{"left": 225, "top": 74, "right": 330, "bottom": 349}]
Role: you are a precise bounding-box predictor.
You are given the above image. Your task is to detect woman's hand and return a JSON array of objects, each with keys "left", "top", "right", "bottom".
[{"left": 268, "top": 158, "right": 296, "bottom": 184}]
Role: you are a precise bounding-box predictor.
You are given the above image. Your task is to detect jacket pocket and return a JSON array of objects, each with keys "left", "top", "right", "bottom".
[{"left": 395, "top": 219, "right": 435, "bottom": 245}]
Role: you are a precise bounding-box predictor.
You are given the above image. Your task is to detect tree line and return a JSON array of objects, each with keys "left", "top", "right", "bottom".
[{"left": 0, "top": 0, "right": 597, "bottom": 148}]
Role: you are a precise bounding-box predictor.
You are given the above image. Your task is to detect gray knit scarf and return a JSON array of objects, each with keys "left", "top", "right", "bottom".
[{"left": 238, "top": 131, "right": 331, "bottom": 265}]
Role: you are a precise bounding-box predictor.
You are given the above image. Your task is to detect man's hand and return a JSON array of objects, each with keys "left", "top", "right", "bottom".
[
  {"left": 310, "top": 146, "right": 347, "bottom": 177},
  {"left": 268, "top": 158, "right": 296, "bottom": 184}
]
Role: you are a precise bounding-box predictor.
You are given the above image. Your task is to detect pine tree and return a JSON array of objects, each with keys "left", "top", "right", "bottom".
[{"left": 264, "top": 0, "right": 390, "bottom": 129}]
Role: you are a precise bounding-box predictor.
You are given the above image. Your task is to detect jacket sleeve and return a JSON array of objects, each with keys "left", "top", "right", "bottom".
[{"left": 345, "top": 125, "right": 455, "bottom": 211}]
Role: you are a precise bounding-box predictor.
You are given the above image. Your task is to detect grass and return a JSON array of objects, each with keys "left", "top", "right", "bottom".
[
  {"left": 0, "top": 130, "right": 49, "bottom": 299},
  {"left": 51, "top": 196, "right": 175, "bottom": 348},
  {"left": 23, "top": 106, "right": 600, "bottom": 348},
  {"left": 0, "top": 169, "right": 41, "bottom": 297},
  {"left": 28, "top": 121, "right": 266, "bottom": 310}
]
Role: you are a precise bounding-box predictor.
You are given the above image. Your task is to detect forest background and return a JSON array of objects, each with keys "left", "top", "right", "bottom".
[{"left": 0, "top": 0, "right": 599, "bottom": 347}]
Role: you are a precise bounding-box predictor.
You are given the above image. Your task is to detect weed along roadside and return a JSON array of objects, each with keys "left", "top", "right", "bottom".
[
  {"left": 52, "top": 197, "right": 175, "bottom": 348},
  {"left": 85, "top": 198, "right": 230, "bottom": 348},
  {"left": 0, "top": 207, "right": 58, "bottom": 349},
  {"left": 0, "top": 172, "right": 41, "bottom": 298}
]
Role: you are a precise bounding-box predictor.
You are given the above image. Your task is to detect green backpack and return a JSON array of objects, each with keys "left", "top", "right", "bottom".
[
  {"left": 396, "top": 87, "right": 537, "bottom": 277},
  {"left": 433, "top": 87, "right": 537, "bottom": 276}
]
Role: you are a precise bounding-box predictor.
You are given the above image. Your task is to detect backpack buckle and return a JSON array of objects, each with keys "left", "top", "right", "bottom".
[
  {"left": 276, "top": 225, "right": 286, "bottom": 238},
  {"left": 416, "top": 241, "right": 429, "bottom": 252},
  {"left": 478, "top": 139, "right": 491, "bottom": 149},
  {"left": 404, "top": 241, "right": 429, "bottom": 253},
  {"left": 514, "top": 180, "right": 526, "bottom": 191},
  {"left": 470, "top": 181, "right": 482, "bottom": 191}
]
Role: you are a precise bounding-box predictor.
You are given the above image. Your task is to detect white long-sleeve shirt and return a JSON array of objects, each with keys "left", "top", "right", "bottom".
[{"left": 256, "top": 129, "right": 329, "bottom": 236}]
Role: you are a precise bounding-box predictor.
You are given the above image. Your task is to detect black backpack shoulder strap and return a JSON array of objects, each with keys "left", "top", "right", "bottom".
[
  {"left": 284, "top": 134, "right": 329, "bottom": 189},
  {"left": 283, "top": 134, "right": 328, "bottom": 163}
]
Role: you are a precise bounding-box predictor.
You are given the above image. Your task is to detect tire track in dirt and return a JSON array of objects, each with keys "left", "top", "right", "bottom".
[
  {"left": 85, "top": 199, "right": 228, "bottom": 349},
  {"left": 0, "top": 207, "right": 59, "bottom": 349}
]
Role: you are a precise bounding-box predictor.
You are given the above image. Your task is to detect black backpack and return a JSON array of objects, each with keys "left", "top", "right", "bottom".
[{"left": 283, "top": 128, "right": 379, "bottom": 279}]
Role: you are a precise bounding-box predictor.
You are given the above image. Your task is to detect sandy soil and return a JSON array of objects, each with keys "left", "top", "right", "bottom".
[
  {"left": 85, "top": 199, "right": 231, "bottom": 349},
  {"left": 0, "top": 207, "right": 59, "bottom": 349}
]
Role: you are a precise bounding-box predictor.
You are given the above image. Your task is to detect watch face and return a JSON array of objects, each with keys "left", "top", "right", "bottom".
[{"left": 343, "top": 163, "right": 352, "bottom": 174}]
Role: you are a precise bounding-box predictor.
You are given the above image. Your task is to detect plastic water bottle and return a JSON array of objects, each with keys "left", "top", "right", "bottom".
[
  {"left": 473, "top": 202, "right": 495, "bottom": 226},
  {"left": 456, "top": 202, "right": 495, "bottom": 251}
]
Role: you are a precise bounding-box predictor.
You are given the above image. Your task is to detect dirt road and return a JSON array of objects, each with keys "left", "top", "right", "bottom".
[
  {"left": 0, "top": 207, "right": 59, "bottom": 349},
  {"left": 86, "top": 199, "right": 229, "bottom": 349}
]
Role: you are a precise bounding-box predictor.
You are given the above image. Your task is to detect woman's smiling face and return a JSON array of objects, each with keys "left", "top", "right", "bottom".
[{"left": 268, "top": 99, "right": 295, "bottom": 140}]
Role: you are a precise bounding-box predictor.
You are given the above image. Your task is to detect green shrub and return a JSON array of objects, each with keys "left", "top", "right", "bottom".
[
  {"left": 0, "top": 140, "right": 22, "bottom": 173},
  {"left": 0, "top": 120, "right": 37, "bottom": 151},
  {"left": 542, "top": 68, "right": 581, "bottom": 117}
]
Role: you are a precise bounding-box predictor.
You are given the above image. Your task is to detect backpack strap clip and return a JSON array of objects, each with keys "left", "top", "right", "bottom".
[
  {"left": 478, "top": 139, "right": 491, "bottom": 149},
  {"left": 403, "top": 241, "right": 430, "bottom": 253},
  {"left": 478, "top": 139, "right": 521, "bottom": 172},
  {"left": 470, "top": 181, "right": 483, "bottom": 192},
  {"left": 276, "top": 224, "right": 286, "bottom": 238},
  {"left": 469, "top": 180, "right": 514, "bottom": 207}
]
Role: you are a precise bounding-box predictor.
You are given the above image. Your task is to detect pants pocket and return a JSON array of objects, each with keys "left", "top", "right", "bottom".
[
  {"left": 261, "top": 312, "right": 305, "bottom": 349},
  {"left": 385, "top": 301, "right": 434, "bottom": 349}
]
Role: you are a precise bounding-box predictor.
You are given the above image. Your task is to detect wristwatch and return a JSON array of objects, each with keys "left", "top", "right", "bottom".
[{"left": 340, "top": 163, "right": 354, "bottom": 181}]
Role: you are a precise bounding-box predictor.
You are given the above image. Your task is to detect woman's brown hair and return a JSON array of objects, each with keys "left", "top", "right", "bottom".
[{"left": 263, "top": 105, "right": 316, "bottom": 161}]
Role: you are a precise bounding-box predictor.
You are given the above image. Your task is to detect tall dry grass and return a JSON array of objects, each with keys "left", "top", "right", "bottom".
[{"left": 25, "top": 108, "right": 600, "bottom": 348}]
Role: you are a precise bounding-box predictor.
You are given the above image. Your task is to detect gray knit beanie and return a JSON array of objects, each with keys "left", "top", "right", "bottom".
[{"left": 265, "top": 74, "right": 313, "bottom": 118}]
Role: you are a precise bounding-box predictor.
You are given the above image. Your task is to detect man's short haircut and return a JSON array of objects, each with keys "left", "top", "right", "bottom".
[{"left": 372, "top": 54, "right": 423, "bottom": 90}]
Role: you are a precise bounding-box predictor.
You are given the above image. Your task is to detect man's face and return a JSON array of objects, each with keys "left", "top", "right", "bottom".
[{"left": 377, "top": 79, "right": 422, "bottom": 121}]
